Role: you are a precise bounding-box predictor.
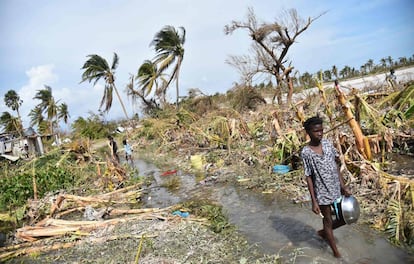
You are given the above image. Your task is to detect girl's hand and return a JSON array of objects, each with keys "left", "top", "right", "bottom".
[
  {"left": 341, "top": 186, "right": 351, "bottom": 197},
  {"left": 312, "top": 201, "right": 321, "bottom": 215}
]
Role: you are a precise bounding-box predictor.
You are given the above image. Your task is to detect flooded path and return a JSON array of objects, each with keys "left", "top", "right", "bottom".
[{"left": 133, "top": 158, "right": 413, "bottom": 264}]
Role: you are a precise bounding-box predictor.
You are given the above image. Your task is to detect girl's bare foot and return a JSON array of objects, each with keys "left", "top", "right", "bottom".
[{"left": 333, "top": 251, "right": 341, "bottom": 258}]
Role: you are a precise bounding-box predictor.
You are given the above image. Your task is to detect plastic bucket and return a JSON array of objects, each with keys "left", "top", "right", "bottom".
[{"left": 273, "top": 165, "right": 290, "bottom": 174}]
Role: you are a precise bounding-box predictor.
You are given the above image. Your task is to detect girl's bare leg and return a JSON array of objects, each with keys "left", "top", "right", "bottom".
[{"left": 319, "top": 205, "right": 341, "bottom": 258}]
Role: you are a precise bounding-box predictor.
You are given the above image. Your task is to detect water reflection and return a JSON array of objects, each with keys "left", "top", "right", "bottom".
[{"left": 268, "top": 215, "right": 319, "bottom": 246}]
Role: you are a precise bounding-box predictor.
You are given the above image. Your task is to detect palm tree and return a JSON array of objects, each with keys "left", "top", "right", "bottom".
[
  {"left": 151, "top": 25, "right": 186, "bottom": 108},
  {"left": 58, "top": 103, "right": 70, "bottom": 124},
  {"left": 58, "top": 103, "right": 70, "bottom": 132},
  {"left": 360, "top": 65, "right": 366, "bottom": 75},
  {"left": 300, "top": 72, "right": 313, "bottom": 88},
  {"left": 331, "top": 65, "right": 338, "bottom": 79},
  {"left": 0, "top": 111, "right": 21, "bottom": 134},
  {"left": 81, "top": 53, "right": 129, "bottom": 119},
  {"left": 29, "top": 106, "right": 44, "bottom": 128},
  {"left": 28, "top": 107, "right": 49, "bottom": 135},
  {"left": 33, "top": 85, "right": 58, "bottom": 134},
  {"left": 398, "top": 57, "right": 407, "bottom": 66},
  {"left": 323, "top": 70, "right": 332, "bottom": 81},
  {"left": 4, "top": 89, "right": 23, "bottom": 135},
  {"left": 380, "top": 58, "right": 387, "bottom": 69},
  {"left": 4, "top": 90, "right": 23, "bottom": 120},
  {"left": 366, "top": 59, "right": 374, "bottom": 72},
  {"left": 136, "top": 60, "right": 168, "bottom": 105},
  {"left": 386, "top": 56, "right": 393, "bottom": 68}
]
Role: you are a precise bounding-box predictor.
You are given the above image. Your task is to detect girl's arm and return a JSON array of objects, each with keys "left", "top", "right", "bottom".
[{"left": 306, "top": 176, "right": 320, "bottom": 215}]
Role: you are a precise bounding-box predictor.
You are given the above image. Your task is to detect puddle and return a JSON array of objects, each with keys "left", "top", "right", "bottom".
[
  {"left": 132, "top": 158, "right": 413, "bottom": 263},
  {"left": 383, "top": 153, "right": 414, "bottom": 178}
]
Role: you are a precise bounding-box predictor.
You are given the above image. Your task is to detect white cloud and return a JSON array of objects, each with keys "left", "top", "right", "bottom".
[
  {"left": 17, "top": 65, "right": 108, "bottom": 128},
  {"left": 18, "top": 65, "right": 58, "bottom": 126}
]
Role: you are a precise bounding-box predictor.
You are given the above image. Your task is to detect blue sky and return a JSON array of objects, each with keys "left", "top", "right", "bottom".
[{"left": 0, "top": 0, "right": 413, "bottom": 129}]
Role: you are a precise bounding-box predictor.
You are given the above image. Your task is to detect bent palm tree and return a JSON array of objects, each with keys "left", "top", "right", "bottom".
[
  {"left": 137, "top": 60, "right": 168, "bottom": 105},
  {"left": 81, "top": 53, "right": 129, "bottom": 119},
  {"left": 33, "top": 85, "right": 58, "bottom": 135},
  {"left": 151, "top": 25, "right": 185, "bottom": 108}
]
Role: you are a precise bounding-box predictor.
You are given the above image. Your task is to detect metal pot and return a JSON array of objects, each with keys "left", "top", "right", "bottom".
[{"left": 340, "top": 195, "right": 360, "bottom": 224}]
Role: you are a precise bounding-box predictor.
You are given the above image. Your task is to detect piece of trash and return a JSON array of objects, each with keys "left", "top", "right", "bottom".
[
  {"left": 161, "top": 169, "right": 177, "bottom": 176},
  {"left": 237, "top": 178, "right": 250, "bottom": 182},
  {"left": 190, "top": 155, "right": 203, "bottom": 170},
  {"left": 272, "top": 164, "right": 290, "bottom": 174},
  {"left": 172, "top": 210, "right": 189, "bottom": 218},
  {"left": 262, "top": 190, "right": 273, "bottom": 194}
]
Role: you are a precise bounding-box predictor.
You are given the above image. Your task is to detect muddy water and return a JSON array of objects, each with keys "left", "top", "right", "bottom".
[
  {"left": 134, "top": 158, "right": 413, "bottom": 264},
  {"left": 383, "top": 153, "right": 414, "bottom": 178}
]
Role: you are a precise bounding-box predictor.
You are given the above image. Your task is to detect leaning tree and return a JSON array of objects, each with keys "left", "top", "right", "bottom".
[
  {"left": 81, "top": 53, "right": 129, "bottom": 120},
  {"left": 225, "top": 7, "right": 324, "bottom": 105},
  {"left": 33, "top": 85, "right": 58, "bottom": 135},
  {"left": 150, "top": 25, "right": 186, "bottom": 109}
]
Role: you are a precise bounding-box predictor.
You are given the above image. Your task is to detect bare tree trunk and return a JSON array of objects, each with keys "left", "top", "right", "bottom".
[
  {"left": 287, "top": 75, "right": 294, "bottom": 105},
  {"left": 334, "top": 82, "right": 371, "bottom": 160},
  {"left": 113, "top": 84, "right": 129, "bottom": 120},
  {"left": 175, "top": 59, "right": 181, "bottom": 109}
]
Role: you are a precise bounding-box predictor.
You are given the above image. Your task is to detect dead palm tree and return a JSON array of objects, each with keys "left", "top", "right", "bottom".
[
  {"left": 151, "top": 26, "right": 186, "bottom": 108},
  {"left": 81, "top": 53, "right": 129, "bottom": 120}
]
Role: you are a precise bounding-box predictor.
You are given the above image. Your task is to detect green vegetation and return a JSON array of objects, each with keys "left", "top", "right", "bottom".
[
  {"left": 0, "top": 151, "right": 83, "bottom": 211},
  {"left": 71, "top": 112, "right": 117, "bottom": 139}
]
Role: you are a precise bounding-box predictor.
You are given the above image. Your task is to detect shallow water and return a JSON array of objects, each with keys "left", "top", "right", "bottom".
[
  {"left": 134, "top": 158, "right": 413, "bottom": 264},
  {"left": 383, "top": 153, "right": 414, "bottom": 177},
  {"left": 216, "top": 186, "right": 412, "bottom": 263}
]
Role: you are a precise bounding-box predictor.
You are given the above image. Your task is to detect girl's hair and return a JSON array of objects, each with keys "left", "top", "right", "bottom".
[
  {"left": 303, "top": 116, "right": 323, "bottom": 131},
  {"left": 122, "top": 139, "right": 127, "bottom": 145}
]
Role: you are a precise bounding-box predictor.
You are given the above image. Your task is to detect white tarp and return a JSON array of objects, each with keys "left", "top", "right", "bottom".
[{"left": 1, "top": 154, "right": 20, "bottom": 161}]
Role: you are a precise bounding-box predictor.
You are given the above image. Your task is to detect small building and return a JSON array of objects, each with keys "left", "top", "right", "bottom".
[{"left": 0, "top": 127, "right": 45, "bottom": 161}]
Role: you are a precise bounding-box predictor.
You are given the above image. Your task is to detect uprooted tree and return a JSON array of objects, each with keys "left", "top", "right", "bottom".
[{"left": 225, "top": 7, "right": 325, "bottom": 105}]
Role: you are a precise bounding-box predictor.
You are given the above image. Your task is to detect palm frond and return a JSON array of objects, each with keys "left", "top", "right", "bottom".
[
  {"left": 404, "top": 103, "right": 414, "bottom": 119},
  {"left": 29, "top": 106, "right": 44, "bottom": 127},
  {"left": 392, "top": 84, "right": 414, "bottom": 111},
  {"left": 4, "top": 90, "right": 23, "bottom": 112},
  {"left": 100, "top": 85, "right": 114, "bottom": 112},
  {"left": 156, "top": 54, "right": 176, "bottom": 74},
  {"left": 137, "top": 60, "right": 158, "bottom": 96},
  {"left": 81, "top": 54, "right": 110, "bottom": 85},
  {"left": 111, "top": 52, "right": 119, "bottom": 71},
  {"left": 385, "top": 199, "right": 402, "bottom": 244},
  {"left": 58, "top": 103, "right": 70, "bottom": 124},
  {"left": 0, "top": 111, "right": 20, "bottom": 133}
]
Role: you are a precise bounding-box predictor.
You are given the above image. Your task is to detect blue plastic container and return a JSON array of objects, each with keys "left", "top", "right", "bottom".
[{"left": 273, "top": 165, "right": 290, "bottom": 174}]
